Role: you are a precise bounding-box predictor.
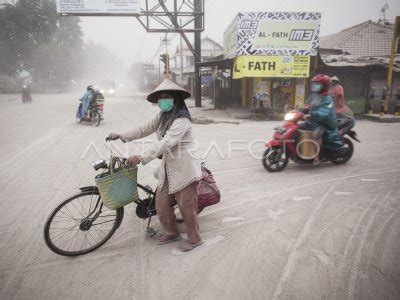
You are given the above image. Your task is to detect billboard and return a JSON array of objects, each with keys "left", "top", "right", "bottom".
[
  {"left": 223, "top": 15, "right": 238, "bottom": 59},
  {"left": 224, "top": 12, "right": 321, "bottom": 58},
  {"left": 56, "top": 0, "right": 141, "bottom": 15},
  {"left": 232, "top": 55, "right": 310, "bottom": 79}
]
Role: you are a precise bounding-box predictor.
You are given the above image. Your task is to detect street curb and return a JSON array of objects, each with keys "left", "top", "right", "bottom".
[{"left": 363, "top": 114, "right": 400, "bottom": 123}]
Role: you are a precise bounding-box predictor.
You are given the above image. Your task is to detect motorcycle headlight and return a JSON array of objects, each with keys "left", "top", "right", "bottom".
[
  {"left": 100, "top": 89, "right": 105, "bottom": 94},
  {"left": 284, "top": 112, "right": 296, "bottom": 121},
  {"left": 108, "top": 89, "right": 114, "bottom": 94}
]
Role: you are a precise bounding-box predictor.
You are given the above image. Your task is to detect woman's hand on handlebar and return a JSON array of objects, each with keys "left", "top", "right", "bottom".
[
  {"left": 107, "top": 133, "right": 120, "bottom": 141},
  {"left": 126, "top": 155, "right": 141, "bottom": 166}
]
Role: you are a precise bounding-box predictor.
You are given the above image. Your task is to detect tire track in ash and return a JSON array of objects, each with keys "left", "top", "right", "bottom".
[
  {"left": 364, "top": 209, "right": 398, "bottom": 292},
  {"left": 0, "top": 120, "right": 73, "bottom": 173},
  {"left": 271, "top": 165, "right": 360, "bottom": 300},
  {"left": 174, "top": 219, "right": 269, "bottom": 299},
  {"left": 1, "top": 125, "right": 107, "bottom": 297},
  {"left": 331, "top": 192, "right": 389, "bottom": 299},
  {"left": 315, "top": 207, "right": 351, "bottom": 240},
  {"left": 202, "top": 168, "right": 400, "bottom": 219},
  {"left": 346, "top": 191, "right": 393, "bottom": 299}
]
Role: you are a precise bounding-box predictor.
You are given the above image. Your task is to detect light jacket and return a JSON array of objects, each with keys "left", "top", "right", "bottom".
[{"left": 120, "top": 113, "right": 203, "bottom": 194}]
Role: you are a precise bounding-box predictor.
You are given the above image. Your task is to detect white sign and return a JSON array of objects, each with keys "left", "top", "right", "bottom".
[
  {"left": 224, "top": 12, "right": 321, "bottom": 58},
  {"left": 56, "top": 0, "right": 141, "bottom": 15}
]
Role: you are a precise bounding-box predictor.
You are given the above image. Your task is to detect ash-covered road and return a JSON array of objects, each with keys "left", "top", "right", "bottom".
[{"left": 0, "top": 93, "right": 400, "bottom": 299}]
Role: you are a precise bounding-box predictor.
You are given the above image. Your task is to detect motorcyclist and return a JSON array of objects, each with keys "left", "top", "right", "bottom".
[
  {"left": 92, "top": 86, "right": 105, "bottom": 120},
  {"left": 22, "top": 76, "right": 33, "bottom": 103},
  {"left": 78, "top": 85, "right": 95, "bottom": 118},
  {"left": 302, "top": 74, "right": 343, "bottom": 164}
]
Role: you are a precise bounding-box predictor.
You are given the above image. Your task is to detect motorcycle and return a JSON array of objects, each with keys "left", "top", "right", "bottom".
[
  {"left": 262, "top": 110, "right": 360, "bottom": 172},
  {"left": 76, "top": 98, "right": 103, "bottom": 127},
  {"left": 21, "top": 85, "right": 32, "bottom": 103}
]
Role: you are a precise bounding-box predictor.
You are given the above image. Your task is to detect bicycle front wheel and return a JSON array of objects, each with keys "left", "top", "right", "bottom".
[{"left": 44, "top": 191, "right": 123, "bottom": 256}]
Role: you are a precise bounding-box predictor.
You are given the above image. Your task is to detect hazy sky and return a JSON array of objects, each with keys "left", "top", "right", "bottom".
[{"left": 80, "top": 0, "right": 400, "bottom": 65}]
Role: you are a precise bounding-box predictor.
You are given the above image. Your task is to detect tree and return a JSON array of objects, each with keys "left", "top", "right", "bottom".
[{"left": 0, "top": 0, "right": 84, "bottom": 83}]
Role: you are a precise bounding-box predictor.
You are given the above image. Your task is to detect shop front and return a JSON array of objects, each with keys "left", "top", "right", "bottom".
[
  {"left": 206, "top": 11, "right": 321, "bottom": 115},
  {"left": 233, "top": 55, "right": 310, "bottom": 116}
]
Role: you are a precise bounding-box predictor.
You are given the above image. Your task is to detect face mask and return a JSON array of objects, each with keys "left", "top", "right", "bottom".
[
  {"left": 157, "top": 98, "right": 174, "bottom": 112},
  {"left": 311, "top": 83, "right": 323, "bottom": 93}
]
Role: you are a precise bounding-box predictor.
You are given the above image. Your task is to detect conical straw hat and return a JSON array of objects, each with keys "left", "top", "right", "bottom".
[{"left": 147, "top": 78, "right": 191, "bottom": 103}]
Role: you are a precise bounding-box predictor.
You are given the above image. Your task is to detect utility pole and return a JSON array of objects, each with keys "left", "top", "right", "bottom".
[
  {"left": 194, "top": 0, "right": 202, "bottom": 107},
  {"left": 180, "top": 19, "right": 183, "bottom": 86},
  {"left": 163, "top": 34, "right": 170, "bottom": 79},
  {"left": 158, "top": 37, "right": 161, "bottom": 83}
]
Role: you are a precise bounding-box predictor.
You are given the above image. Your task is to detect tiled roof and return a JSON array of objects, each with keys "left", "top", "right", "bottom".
[{"left": 320, "top": 20, "right": 394, "bottom": 57}]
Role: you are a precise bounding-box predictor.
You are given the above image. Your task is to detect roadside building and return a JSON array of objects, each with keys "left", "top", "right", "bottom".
[
  {"left": 169, "top": 36, "right": 223, "bottom": 96},
  {"left": 199, "top": 12, "right": 321, "bottom": 115},
  {"left": 318, "top": 20, "right": 400, "bottom": 114}
]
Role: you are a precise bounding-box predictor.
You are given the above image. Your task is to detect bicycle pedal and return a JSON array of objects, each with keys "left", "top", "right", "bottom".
[{"left": 146, "top": 227, "right": 157, "bottom": 237}]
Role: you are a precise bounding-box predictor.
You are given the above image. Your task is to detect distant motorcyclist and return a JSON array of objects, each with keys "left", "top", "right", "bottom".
[
  {"left": 78, "top": 85, "right": 95, "bottom": 118},
  {"left": 21, "top": 76, "right": 33, "bottom": 103},
  {"left": 301, "top": 74, "right": 343, "bottom": 164}
]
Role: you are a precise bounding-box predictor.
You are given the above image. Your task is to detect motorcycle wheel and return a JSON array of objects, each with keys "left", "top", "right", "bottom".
[
  {"left": 332, "top": 137, "right": 354, "bottom": 165},
  {"left": 91, "top": 111, "right": 101, "bottom": 127},
  {"left": 262, "top": 146, "right": 288, "bottom": 172}
]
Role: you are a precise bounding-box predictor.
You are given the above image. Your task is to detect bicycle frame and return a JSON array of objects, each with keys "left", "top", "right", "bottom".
[{"left": 102, "top": 138, "right": 157, "bottom": 235}]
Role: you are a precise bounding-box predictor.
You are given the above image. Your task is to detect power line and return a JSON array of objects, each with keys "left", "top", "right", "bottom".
[{"left": 149, "top": 31, "right": 179, "bottom": 63}]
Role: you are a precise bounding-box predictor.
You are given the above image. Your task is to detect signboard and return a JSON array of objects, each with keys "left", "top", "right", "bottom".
[
  {"left": 223, "top": 15, "right": 238, "bottom": 59},
  {"left": 56, "top": 0, "right": 141, "bottom": 15},
  {"left": 233, "top": 55, "right": 310, "bottom": 79},
  {"left": 224, "top": 12, "right": 321, "bottom": 58}
]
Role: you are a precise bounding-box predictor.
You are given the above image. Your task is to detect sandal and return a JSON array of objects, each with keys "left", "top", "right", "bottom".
[
  {"left": 156, "top": 233, "right": 182, "bottom": 245},
  {"left": 180, "top": 240, "right": 203, "bottom": 252}
]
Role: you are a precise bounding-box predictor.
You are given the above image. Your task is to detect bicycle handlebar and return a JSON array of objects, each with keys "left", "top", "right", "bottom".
[
  {"left": 104, "top": 137, "right": 113, "bottom": 156},
  {"left": 104, "top": 137, "right": 130, "bottom": 166}
]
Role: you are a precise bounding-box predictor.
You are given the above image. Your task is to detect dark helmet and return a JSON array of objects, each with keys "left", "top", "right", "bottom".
[
  {"left": 311, "top": 74, "right": 331, "bottom": 94},
  {"left": 87, "top": 85, "right": 94, "bottom": 91}
]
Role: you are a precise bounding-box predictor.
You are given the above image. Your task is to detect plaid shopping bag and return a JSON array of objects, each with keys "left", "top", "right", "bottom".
[{"left": 197, "top": 165, "right": 221, "bottom": 211}]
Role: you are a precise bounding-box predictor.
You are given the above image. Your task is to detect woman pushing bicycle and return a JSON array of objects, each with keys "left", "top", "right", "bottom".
[{"left": 108, "top": 79, "right": 203, "bottom": 252}]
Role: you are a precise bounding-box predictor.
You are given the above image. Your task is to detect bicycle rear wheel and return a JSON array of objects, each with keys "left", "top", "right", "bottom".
[{"left": 44, "top": 191, "right": 123, "bottom": 256}]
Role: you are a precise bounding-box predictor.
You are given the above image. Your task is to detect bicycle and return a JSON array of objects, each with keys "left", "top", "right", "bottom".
[
  {"left": 43, "top": 138, "right": 158, "bottom": 256},
  {"left": 250, "top": 92, "right": 272, "bottom": 120}
]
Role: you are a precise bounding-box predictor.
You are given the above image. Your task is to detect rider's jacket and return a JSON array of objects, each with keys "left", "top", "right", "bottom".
[
  {"left": 79, "top": 90, "right": 94, "bottom": 118},
  {"left": 305, "top": 94, "right": 343, "bottom": 149}
]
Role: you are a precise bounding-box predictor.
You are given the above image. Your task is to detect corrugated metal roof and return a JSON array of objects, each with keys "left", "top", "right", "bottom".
[
  {"left": 320, "top": 54, "right": 400, "bottom": 72},
  {"left": 320, "top": 20, "right": 394, "bottom": 57}
]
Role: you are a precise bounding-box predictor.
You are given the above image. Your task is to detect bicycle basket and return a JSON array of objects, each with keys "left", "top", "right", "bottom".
[{"left": 95, "top": 163, "right": 139, "bottom": 210}]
